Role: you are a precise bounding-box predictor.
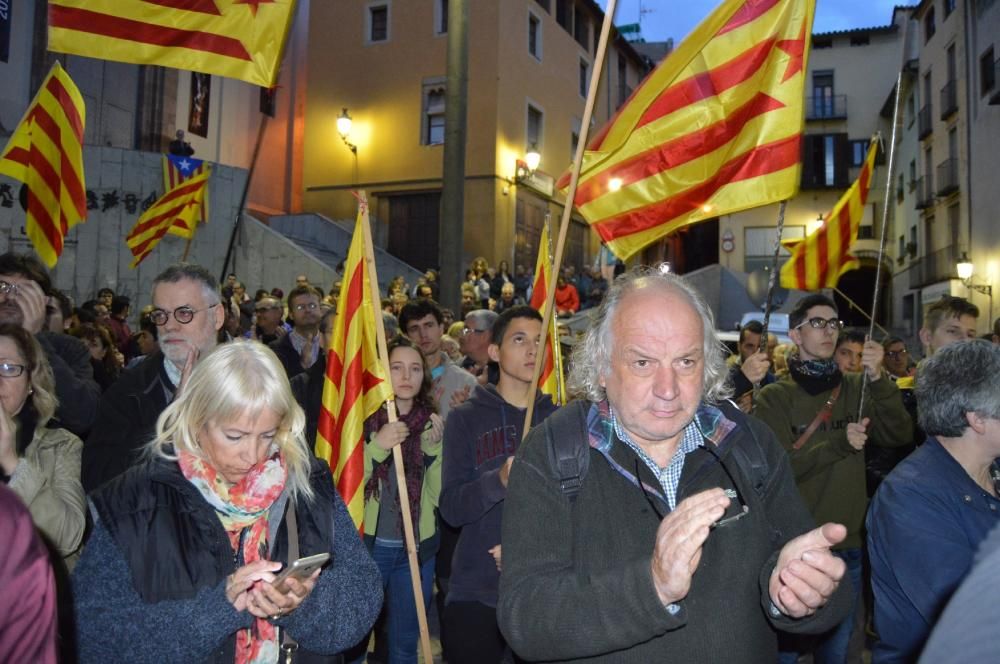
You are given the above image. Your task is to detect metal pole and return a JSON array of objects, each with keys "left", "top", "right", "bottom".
[
  {"left": 438, "top": 0, "right": 468, "bottom": 313},
  {"left": 858, "top": 71, "right": 903, "bottom": 419},
  {"left": 219, "top": 114, "right": 269, "bottom": 282}
]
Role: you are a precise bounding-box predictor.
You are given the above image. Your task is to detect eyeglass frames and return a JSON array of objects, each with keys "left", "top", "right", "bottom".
[
  {"left": 149, "top": 303, "right": 219, "bottom": 326},
  {"left": 794, "top": 317, "right": 844, "bottom": 332},
  {"left": 0, "top": 362, "right": 26, "bottom": 378},
  {"left": 0, "top": 280, "right": 20, "bottom": 298}
]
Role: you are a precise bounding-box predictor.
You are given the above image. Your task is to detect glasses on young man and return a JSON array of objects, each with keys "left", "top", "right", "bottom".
[
  {"left": 885, "top": 348, "right": 909, "bottom": 360},
  {"left": 794, "top": 317, "right": 845, "bottom": 331},
  {"left": 149, "top": 304, "right": 218, "bottom": 326},
  {"left": 293, "top": 302, "right": 319, "bottom": 312}
]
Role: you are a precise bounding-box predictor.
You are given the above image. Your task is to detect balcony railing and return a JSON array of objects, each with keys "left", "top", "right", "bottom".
[
  {"left": 908, "top": 244, "right": 960, "bottom": 289},
  {"left": 915, "top": 176, "right": 936, "bottom": 209},
  {"left": 918, "top": 104, "right": 933, "bottom": 139},
  {"left": 939, "top": 80, "right": 958, "bottom": 119},
  {"left": 806, "top": 95, "right": 848, "bottom": 120},
  {"left": 936, "top": 158, "right": 959, "bottom": 196}
]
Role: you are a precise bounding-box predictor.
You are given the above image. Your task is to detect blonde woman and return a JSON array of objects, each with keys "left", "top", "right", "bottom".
[
  {"left": 73, "top": 340, "right": 382, "bottom": 663},
  {"left": 0, "top": 323, "right": 85, "bottom": 565}
]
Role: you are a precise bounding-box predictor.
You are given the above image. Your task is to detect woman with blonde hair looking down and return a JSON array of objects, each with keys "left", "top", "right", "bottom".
[{"left": 73, "top": 340, "right": 382, "bottom": 663}]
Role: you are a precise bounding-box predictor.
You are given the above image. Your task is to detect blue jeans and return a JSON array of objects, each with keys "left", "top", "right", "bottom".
[
  {"left": 778, "top": 548, "right": 863, "bottom": 664},
  {"left": 370, "top": 539, "right": 434, "bottom": 664}
]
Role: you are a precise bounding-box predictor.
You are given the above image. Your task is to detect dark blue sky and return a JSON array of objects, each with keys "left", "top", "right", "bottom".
[{"left": 600, "top": 0, "right": 903, "bottom": 43}]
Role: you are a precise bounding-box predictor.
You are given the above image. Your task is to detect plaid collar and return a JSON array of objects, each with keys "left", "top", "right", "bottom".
[{"left": 586, "top": 399, "right": 737, "bottom": 501}]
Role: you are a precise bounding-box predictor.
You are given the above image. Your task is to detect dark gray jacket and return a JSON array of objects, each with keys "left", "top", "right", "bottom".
[{"left": 36, "top": 331, "right": 101, "bottom": 436}]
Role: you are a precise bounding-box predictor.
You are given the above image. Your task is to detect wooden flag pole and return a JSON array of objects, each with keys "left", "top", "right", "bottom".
[
  {"left": 358, "top": 193, "right": 434, "bottom": 664},
  {"left": 758, "top": 200, "right": 788, "bottom": 351},
  {"left": 522, "top": 0, "right": 619, "bottom": 436},
  {"left": 181, "top": 236, "right": 194, "bottom": 262},
  {"left": 832, "top": 286, "right": 890, "bottom": 338},
  {"left": 858, "top": 72, "right": 903, "bottom": 419}
]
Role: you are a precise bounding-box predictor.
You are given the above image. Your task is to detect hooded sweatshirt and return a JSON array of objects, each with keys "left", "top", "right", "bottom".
[{"left": 439, "top": 384, "right": 559, "bottom": 607}]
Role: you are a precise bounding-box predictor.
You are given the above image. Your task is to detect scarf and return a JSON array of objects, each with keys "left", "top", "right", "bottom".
[
  {"left": 364, "top": 403, "right": 432, "bottom": 535},
  {"left": 788, "top": 354, "right": 843, "bottom": 396},
  {"left": 179, "top": 447, "right": 287, "bottom": 664}
]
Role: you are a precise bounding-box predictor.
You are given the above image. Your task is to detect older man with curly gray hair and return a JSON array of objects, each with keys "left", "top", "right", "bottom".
[{"left": 497, "top": 266, "right": 852, "bottom": 663}]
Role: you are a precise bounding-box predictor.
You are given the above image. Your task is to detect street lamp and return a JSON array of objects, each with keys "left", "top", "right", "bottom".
[
  {"left": 515, "top": 144, "right": 541, "bottom": 183},
  {"left": 955, "top": 251, "right": 992, "bottom": 296},
  {"left": 336, "top": 107, "right": 357, "bottom": 154}
]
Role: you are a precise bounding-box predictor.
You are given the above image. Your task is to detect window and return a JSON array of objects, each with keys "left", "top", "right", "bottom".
[
  {"left": 617, "top": 53, "right": 629, "bottom": 107},
  {"left": 744, "top": 226, "right": 805, "bottom": 272},
  {"left": 813, "top": 36, "right": 833, "bottom": 49},
  {"left": 528, "top": 12, "right": 542, "bottom": 60},
  {"left": 981, "top": 47, "right": 996, "bottom": 96},
  {"left": 579, "top": 58, "right": 589, "bottom": 98},
  {"left": 574, "top": 6, "right": 589, "bottom": 50},
  {"left": 850, "top": 139, "right": 869, "bottom": 167},
  {"left": 556, "top": 0, "right": 572, "bottom": 33},
  {"left": 924, "top": 7, "right": 936, "bottom": 42},
  {"left": 812, "top": 71, "right": 835, "bottom": 118},
  {"left": 434, "top": 0, "right": 448, "bottom": 35},
  {"left": 527, "top": 103, "right": 544, "bottom": 153},
  {"left": 534, "top": 0, "right": 550, "bottom": 13},
  {"left": 368, "top": 3, "right": 389, "bottom": 43},
  {"left": 422, "top": 80, "right": 446, "bottom": 145},
  {"left": 906, "top": 93, "right": 915, "bottom": 125},
  {"left": 850, "top": 34, "right": 870, "bottom": 47},
  {"left": 909, "top": 159, "right": 917, "bottom": 189},
  {"left": 943, "top": 0, "right": 956, "bottom": 18},
  {"left": 801, "top": 133, "right": 849, "bottom": 188},
  {"left": 570, "top": 130, "right": 579, "bottom": 161}
]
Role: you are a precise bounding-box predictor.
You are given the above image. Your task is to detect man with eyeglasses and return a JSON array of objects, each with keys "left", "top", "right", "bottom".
[
  {"left": 0, "top": 252, "right": 100, "bottom": 438},
  {"left": 881, "top": 336, "right": 914, "bottom": 380},
  {"left": 82, "top": 263, "right": 224, "bottom": 492},
  {"left": 754, "top": 293, "right": 911, "bottom": 664},
  {"left": 498, "top": 269, "right": 851, "bottom": 663},
  {"left": 460, "top": 309, "right": 499, "bottom": 385},
  {"left": 269, "top": 285, "right": 323, "bottom": 380},
  {"left": 245, "top": 296, "right": 288, "bottom": 345}
]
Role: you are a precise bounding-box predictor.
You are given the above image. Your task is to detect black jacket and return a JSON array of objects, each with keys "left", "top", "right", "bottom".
[
  {"left": 82, "top": 352, "right": 173, "bottom": 493},
  {"left": 75, "top": 456, "right": 383, "bottom": 663},
  {"left": 291, "top": 355, "right": 326, "bottom": 449},
  {"left": 271, "top": 333, "right": 309, "bottom": 380},
  {"left": 498, "top": 399, "right": 852, "bottom": 663},
  {"left": 36, "top": 331, "right": 101, "bottom": 436}
]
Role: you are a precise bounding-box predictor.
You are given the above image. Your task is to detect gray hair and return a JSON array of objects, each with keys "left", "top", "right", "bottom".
[
  {"left": 568, "top": 266, "right": 732, "bottom": 404},
  {"left": 465, "top": 309, "right": 499, "bottom": 331},
  {"left": 382, "top": 311, "right": 399, "bottom": 338},
  {"left": 916, "top": 339, "right": 1000, "bottom": 437},
  {"left": 153, "top": 263, "right": 220, "bottom": 306}
]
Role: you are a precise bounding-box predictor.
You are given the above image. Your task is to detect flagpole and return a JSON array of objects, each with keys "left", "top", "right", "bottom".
[
  {"left": 759, "top": 201, "right": 787, "bottom": 350},
  {"left": 858, "top": 72, "right": 903, "bottom": 419},
  {"left": 358, "top": 193, "right": 434, "bottom": 664},
  {"left": 832, "top": 286, "right": 890, "bottom": 338},
  {"left": 522, "top": 0, "right": 619, "bottom": 436},
  {"left": 218, "top": 113, "right": 269, "bottom": 281},
  {"left": 181, "top": 236, "right": 194, "bottom": 262}
]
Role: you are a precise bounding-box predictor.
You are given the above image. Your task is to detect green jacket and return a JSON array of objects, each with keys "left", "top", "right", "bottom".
[
  {"left": 362, "top": 421, "right": 442, "bottom": 563},
  {"left": 754, "top": 372, "right": 912, "bottom": 549}
]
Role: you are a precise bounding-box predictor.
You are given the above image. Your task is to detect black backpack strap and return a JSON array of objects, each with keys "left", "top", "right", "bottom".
[
  {"left": 544, "top": 400, "right": 591, "bottom": 502},
  {"left": 718, "top": 399, "right": 769, "bottom": 499}
]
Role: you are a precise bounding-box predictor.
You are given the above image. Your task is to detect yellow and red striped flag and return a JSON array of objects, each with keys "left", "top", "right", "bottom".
[
  {"left": 0, "top": 62, "right": 86, "bottom": 268},
  {"left": 780, "top": 138, "right": 879, "bottom": 290},
  {"left": 529, "top": 224, "right": 567, "bottom": 405},
  {"left": 48, "top": 0, "right": 297, "bottom": 87},
  {"left": 125, "top": 169, "right": 210, "bottom": 268},
  {"left": 559, "top": 0, "right": 816, "bottom": 259},
  {"left": 163, "top": 154, "right": 210, "bottom": 233},
  {"left": 316, "top": 210, "right": 394, "bottom": 532}
]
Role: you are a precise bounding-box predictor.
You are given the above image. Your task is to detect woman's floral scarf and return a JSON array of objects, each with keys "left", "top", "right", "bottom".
[{"left": 179, "top": 447, "right": 287, "bottom": 664}]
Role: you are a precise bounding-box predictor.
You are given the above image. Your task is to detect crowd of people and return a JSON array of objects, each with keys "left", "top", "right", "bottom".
[{"left": 1, "top": 248, "right": 998, "bottom": 664}]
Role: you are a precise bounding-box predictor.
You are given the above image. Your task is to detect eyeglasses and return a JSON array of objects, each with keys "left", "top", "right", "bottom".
[
  {"left": 795, "top": 317, "right": 844, "bottom": 331},
  {"left": 293, "top": 302, "right": 319, "bottom": 312},
  {"left": 702, "top": 444, "right": 751, "bottom": 528},
  {"left": 0, "top": 280, "right": 20, "bottom": 298},
  {"left": 462, "top": 327, "right": 487, "bottom": 336},
  {"left": 886, "top": 348, "right": 908, "bottom": 359},
  {"left": 149, "top": 304, "right": 219, "bottom": 326},
  {"left": 0, "top": 362, "right": 26, "bottom": 378}
]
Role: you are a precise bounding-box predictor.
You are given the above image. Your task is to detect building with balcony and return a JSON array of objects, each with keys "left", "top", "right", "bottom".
[
  {"left": 714, "top": 8, "right": 911, "bottom": 327},
  {"left": 301, "top": 0, "right": 653, "bottom": 273}
]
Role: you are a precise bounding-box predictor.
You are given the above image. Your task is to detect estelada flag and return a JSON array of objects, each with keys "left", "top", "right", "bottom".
[
  {"left": 560, "top": 0, "right": 816, "bottom": 259},
  {"left": 316, "top": 209, "right": 394, "bottom": 532},
  {"left": 163, "top": 154, "right": 210, "bottom": 233},
  {"left": 0, "top": 62, "right": 86, "bottom": 267},
  {"left": 126, "top": 169, "right": 210, "bottom": 268},
  {"left": 48, "top": 0, "right": 297, "bottom": 87},
  {"left": 529, "top": 223, "right": 567, "bottom": 405},
  {"left": 781, "top": 137, "right": 879, "bottom": 290}
]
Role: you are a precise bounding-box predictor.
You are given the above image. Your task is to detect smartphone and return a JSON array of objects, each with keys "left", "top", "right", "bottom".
[{"left": 272, "top": 552, "right": 330, "bottom": 592}]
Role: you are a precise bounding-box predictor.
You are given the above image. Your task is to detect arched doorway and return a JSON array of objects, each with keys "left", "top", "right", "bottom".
[{"left": 832, "top": 256, "right": 892, "bottom": 333}]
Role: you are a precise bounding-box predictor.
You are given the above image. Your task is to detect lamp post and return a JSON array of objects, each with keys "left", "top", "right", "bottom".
[
  {"left": 336, "top": 108, "right": 357, "bottom": 154},
  {"left": 514, "top": 144, "right": 541, "bottom": 184},
  {"left": 956, "top": 251, "right": 993, "bottom": 323}
]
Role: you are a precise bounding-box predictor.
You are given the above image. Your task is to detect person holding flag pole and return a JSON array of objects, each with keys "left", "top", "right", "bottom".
[{"left": 315, "top": 194, "right": 435, "bottom": 664}]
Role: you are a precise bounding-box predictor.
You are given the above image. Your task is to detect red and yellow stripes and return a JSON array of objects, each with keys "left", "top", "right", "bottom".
[
  {"left": 316, "top": 212, "right": 393, "bottom": 533},
  {"left": 529, "top": 224, "right": 567, "bottom": 405},
  {"left": 780, "top": 138, "right": 879, "bottom": 290},
  {"left": 126, "top": 169, "right": 210, "bottom": 267},
  {"left": 559, "top": 0, "right": 815, "bottom": 260},
  {"left": 48, "top": 0, "right": 296, "bottom": 87},
  {"left": 163, "top": 156, "right": 211, "bottom": 234},
  {"left": 0, "top": 63, "right": 86, "bottom": 268}
]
